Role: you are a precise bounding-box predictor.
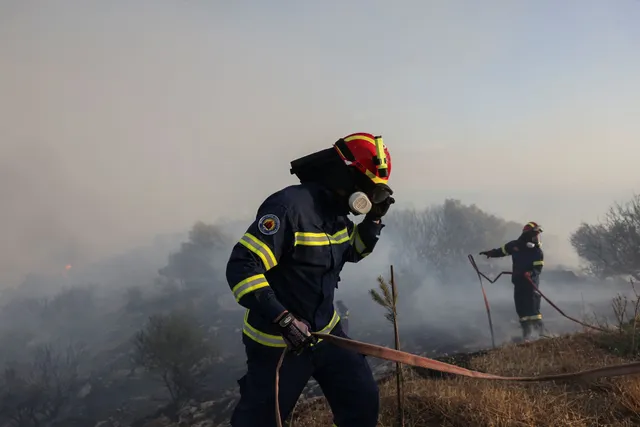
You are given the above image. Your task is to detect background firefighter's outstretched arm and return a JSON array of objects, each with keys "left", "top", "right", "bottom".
[
  {"left": 226, "top": 203, "right": 293, "bottom": 321},
  {"left": 480, "top": 240, "right": 517, "bottom": 258},
  {"left": 343, "top": 218, "right": 384, "bottom": 263}
]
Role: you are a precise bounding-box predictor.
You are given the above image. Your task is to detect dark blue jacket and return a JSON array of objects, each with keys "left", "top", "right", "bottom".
[
  {"left": 226, "top": 182, "right": 383, "bottom": 347},
  {"left": 485, "top": 238, "right": 544, "bottom": 285}
]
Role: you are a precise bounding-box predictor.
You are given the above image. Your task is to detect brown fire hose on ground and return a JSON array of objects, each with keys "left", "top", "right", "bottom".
[
  {"left": 272, "top": 258, "right": 618, "bottom": 426},
  {"left": 467, "top": 254, "right": 608, "bottom": 333},
  {"left": 274, "top": 334, "right": 640, "bottom": 427}
]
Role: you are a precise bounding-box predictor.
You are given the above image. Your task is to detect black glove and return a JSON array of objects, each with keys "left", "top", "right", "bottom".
[
  {"left": 274, "top": 312, "right": 316, "bottom": 354},
  {"left": 479, "top": 251, "right": 490, "bottom": 258},
  {"left": 365, "top": 196, "right": 395, "bottom": 222}
]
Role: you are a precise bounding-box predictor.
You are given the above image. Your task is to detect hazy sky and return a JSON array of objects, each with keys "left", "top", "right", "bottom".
[{"left": 1, "top": 0, "right": 639, "bottom": 285}]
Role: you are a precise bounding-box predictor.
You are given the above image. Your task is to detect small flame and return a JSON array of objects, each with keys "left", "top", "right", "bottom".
[{"left": 65, "top": 264, "right": 72, "bottom": 271}]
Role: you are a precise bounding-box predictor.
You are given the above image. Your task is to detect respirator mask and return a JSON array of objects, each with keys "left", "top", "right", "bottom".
[
  {"left": 525, "top": 231, "right": 542, "bottom": 248},
  {"left": 346, "top": 168, "right": 394, "bottom": 215}
]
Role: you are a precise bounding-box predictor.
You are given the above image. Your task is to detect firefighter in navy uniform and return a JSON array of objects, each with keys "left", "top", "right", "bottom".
[
  {"left": 226, "top": 133, "right": 394, "bottom": 427},
  {"left": 479, "top": 222, "right": 545, "bottom": 341}
]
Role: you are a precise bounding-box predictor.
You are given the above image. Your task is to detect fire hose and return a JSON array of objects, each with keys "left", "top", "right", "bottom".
[
  {"left": 467, "top": 254, "right": 608, "bottom": 333},
  {"left": 274, "top": 334, "right": 640, "bottom": 427},
  {"left": 272, "top": 260, "right": 620, "bottom": 425},
  {"left": 468, "top": 254, "right": 496, "bottom": 348}
]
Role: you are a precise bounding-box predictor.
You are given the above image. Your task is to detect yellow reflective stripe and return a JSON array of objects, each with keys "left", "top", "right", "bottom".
[
  {"left": 501, "top": 245, "right": 508, "bottom": 255},
  {"left": 520, "top": 314, "right": 543, "bottom": 321},
  {"left": 294, "top": 231, "right": 329, "bottom": 246},
  {"left": 242, "top": 310, "right": 286, "bottom": 347},
  {"left": 526, "top": 222, "right": 536, "bottom": 229},
  {"left": 242, "top": 309, "right": 341, "bottom": 347},
  {"left": 232, "top": 274, "right": 269, "bottom": 301},
  {"left": 533, "top": 260, "right": 544, "bottom": 266},
  {"left": 344, "top": 134, "right": 375, "bottom": 144},
  {"left": 330, "top": 228, "right": 350, "bottom": 244},
  {"left": 314, "top": 310, "right": 340, "bottom": 344},
  {"left": 294, "top": 228, "right": 350, "bottom": 246},
  {"left": 350, "top": 226, "right": 368, "bottom": 256},
  {"left": 365, "top": 169, "right": 387, "bottom": 184},
  {"left": 238, "top": 233, "right": 277, "bottom": 270}
]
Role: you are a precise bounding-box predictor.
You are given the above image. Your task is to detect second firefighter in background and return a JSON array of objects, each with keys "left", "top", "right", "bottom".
[{"left": 480, "top": 222, "right": 545, "bottom": 340}]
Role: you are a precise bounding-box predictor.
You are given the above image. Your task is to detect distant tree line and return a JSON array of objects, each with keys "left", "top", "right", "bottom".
[
  {"left": 158, "top": 221, "right": 229, "bottom": 292},
  {"left": 570, "top": 194, "right": 640, "bottom": 281},
  {"left": 386, "top": 199, "right": 522, "bottom": 289}
]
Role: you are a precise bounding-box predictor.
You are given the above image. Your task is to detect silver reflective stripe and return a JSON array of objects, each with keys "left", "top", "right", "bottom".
[
  {"left": 232, "top": 274, "right": 269, "bottom": 301},
  {"left": 294, "top": 228, "right": 350, "bottom": 246},
  {"left": 330, "top": 228, "right": 350, "bottom": 244},
  {"left": 239, "top": 233, "right": 277, "bottom": 270},
  {"left": 242, "top": 310, "right": 286, "bottom": 347},
  {"left": 243, "top": 309, "right": 341, "bottom": 347},
  {"left": 242, "top": 325, "right": 287, "bottom": 347},
  {"left": 294, "top": 232, "right": 330, "bottom": 246}
]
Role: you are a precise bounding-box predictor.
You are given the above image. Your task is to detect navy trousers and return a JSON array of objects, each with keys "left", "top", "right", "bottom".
[
  {"left": 513, "top": 275, "right": 544, "bottom": 338},
  {"left": 513, "top": 275, "right": 541, "bottom": 320},
  {"left": 230, "top": 323, "right": 379, "bottom": 427}
]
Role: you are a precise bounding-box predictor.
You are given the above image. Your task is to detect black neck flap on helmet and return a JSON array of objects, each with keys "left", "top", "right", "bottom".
[{"left": 290, "top": 147, "right": 357, "bottom": 194}]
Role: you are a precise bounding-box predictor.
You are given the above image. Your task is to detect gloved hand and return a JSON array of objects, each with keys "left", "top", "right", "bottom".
[
  {"left": 365, "top": 196, "right": 395, "bottom": 222},
  {"left": 479, "top": 251, "right": 490, "bottom": 258},
  {"left": 274, "top": 311, "right": 316, "bottom": 354}
]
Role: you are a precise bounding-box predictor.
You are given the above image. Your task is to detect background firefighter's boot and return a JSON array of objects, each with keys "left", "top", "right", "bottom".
[
  {"left": 532, "top": 319, "right": 545, "bottom": 336},
  {"left": 520, "top": 320, "right": 532, "bottom": 341}
]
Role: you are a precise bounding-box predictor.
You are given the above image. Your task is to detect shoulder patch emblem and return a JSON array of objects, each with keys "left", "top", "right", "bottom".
[{"left": 258, "top": 214, "right": 281, "bottom": 236}]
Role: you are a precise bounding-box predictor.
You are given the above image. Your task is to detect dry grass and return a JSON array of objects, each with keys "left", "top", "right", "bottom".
[{"left": 292, "top": 332, "right": 640, "bottom": 427}]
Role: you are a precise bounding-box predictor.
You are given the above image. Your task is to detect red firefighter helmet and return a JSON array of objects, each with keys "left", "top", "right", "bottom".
[
  {"left": 523, "top": 221, "right": 543, "bottom": 233},
  {"left": 333, "top": 132, "right": 392, "bottom": 185}
]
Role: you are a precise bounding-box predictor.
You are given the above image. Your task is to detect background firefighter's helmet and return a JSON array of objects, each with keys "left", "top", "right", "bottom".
[
  {"left": 521, "top": 221, "right": 543, "bottom": 246},
  {"left": 522, "top": 221, "right": 543, "bottom": 234}
]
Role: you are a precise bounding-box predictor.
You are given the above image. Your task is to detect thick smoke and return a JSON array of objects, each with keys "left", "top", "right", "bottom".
[{"left": 1, "top": 1, "right": 639, "bottom": 425}]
